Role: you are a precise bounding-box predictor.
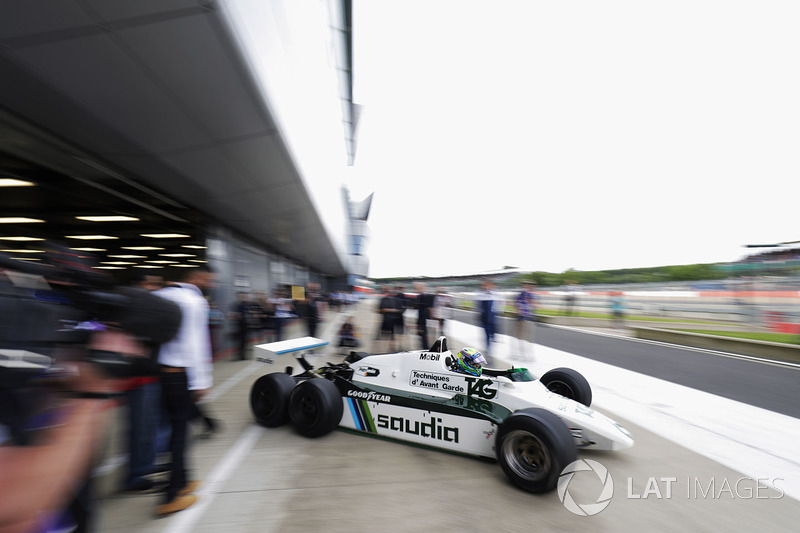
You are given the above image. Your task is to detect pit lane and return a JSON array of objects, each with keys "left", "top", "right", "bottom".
[{"left": 97, "top": 299, "right": 800, "bottom": 532}]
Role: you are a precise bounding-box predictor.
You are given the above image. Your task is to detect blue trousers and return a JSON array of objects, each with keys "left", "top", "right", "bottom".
[{"left": 124, "top": 381, "right": 160, "bottom": 488}]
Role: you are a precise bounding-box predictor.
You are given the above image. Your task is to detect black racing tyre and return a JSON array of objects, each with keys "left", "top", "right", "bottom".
[
  {"left": 250, "top": 373, "right": 296, "bottom": 427},
  {"left": 540, "top": 367, "right": 592, "bottom": 407},
  {"left": 288, "top": 378, "right": 344, "bottom": 438},
  {"left": 496, "top": 408, "right": 578, "bottom": 493}
]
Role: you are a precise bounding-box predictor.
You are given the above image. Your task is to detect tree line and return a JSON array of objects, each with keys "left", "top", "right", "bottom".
[
  {"left": 371, "top": 263, "right": 724, "bottom": 289},
  {"left": 519, "top": 264, "right": 722, "bottom": 286}
]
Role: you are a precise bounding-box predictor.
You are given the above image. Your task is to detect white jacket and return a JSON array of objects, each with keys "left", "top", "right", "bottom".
[{"left": 156, "top": 283, "right": 213, "bottom": 390}]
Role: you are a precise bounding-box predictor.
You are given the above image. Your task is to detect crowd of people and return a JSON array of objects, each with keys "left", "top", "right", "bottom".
[
  {"left": 0, "top": 264, "right": 221, "bottom": 530},
  {"left": 225, "top": 285, "right": 362, "bottom": 360},
  {"left": 375, "top": 283, "right": 453, "bottom": 353},
  {"left": 0, "top": 257, "right": 372, "bottom": 532}
]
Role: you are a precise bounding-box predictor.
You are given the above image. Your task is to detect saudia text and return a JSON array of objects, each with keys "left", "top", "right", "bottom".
[{"left": 376, "top": 414, "right": 459, "bottom": 443}]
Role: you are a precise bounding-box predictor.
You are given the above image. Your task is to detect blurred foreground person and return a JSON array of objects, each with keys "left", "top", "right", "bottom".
[
  {"left": 0, "top": 362, "right": 113, "bottom": 533},
  {"left": 0, "top": 244, "right": 182, "bottom": 532},
  {"left": 155, "top": 266, "right": 215, "bottom": 517}
]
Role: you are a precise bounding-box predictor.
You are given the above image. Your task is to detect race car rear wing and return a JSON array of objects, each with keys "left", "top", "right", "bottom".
[{"left": 253, "top": 336, "right": 329, "bottom": 375}]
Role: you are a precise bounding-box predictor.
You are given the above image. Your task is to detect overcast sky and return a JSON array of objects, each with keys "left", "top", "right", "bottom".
[{"left": 342, "top": 1, "right": 800, "bottom": 279}]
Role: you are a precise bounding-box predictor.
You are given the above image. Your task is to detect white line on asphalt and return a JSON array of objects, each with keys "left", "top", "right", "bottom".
[
  {"left": 161, "top": 424, "right": 265, "bottom": 533},
  {"left": 200, "top": 361, "right": 260, "bottom": 404},
  {"left": 544, "top": 322, "right": 800, "bottom": 369},
  {"left": 93, "top": 362, "right": 262, "bottom": 478}
]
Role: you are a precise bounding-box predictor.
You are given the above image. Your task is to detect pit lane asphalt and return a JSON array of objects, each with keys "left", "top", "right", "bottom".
[
  {"left": 98, "top": 299, "right": 800, "bottom": 532},
  {"left": 451, "top": 309, "right": 800, "bottom": 419}
]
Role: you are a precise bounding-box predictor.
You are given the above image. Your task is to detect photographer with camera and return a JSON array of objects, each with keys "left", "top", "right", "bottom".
[{"left": 0, "top": 246, "right": 184, "bottom": 531}]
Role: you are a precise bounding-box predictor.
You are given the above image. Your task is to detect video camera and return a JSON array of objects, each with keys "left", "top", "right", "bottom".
[{"left": 0, "top": 242, "right": 182, "bottom": 387}]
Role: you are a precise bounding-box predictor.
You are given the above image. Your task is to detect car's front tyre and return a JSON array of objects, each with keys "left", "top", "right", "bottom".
[
  {"left": 288, "top": 378, "right": 344, "bottom": 438},
  {"left": 250, "top": 372, "right": 296, "bottom": 427},
  {"left": 540, "top": 367, "right": 592, "bottom": 407},
  {"left": 496, "top": 408, "right": 577, "bottom": 493}
]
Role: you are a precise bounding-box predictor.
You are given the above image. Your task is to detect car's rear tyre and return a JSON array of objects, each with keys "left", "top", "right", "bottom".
[
  {"left": 250, "top": 373, "right": 296, "bottom": 427},
  {"left": 288, "top": 378, "right": 344, "bottom": 438},
  {"left": 496, "top": 408, "right": 577, "bottom": 493},
  {"left": 540, "top": 367, "right": 592, "bottom": 407}
]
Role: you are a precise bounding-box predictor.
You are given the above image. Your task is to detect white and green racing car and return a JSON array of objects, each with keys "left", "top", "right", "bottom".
[{"left": 249, "top": 336, "right": 633, "bottom": 494}]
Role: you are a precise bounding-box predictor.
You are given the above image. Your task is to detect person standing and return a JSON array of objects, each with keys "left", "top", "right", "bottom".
[
  {"left": 121, "top": 273, "right": 164, "bottom": 493},
  {"left": 154, "top": 266, "right": 215, "bottom": 517},
  {"left": 431, "top": 289, "right": 452, "bottom": 337},
  {"left": 610, "top": 291, "right": 626, "bottom": 328},
  {"left": 513, "top": 281, "right": 537, "bottom": 358},
  {"left": 478, "top": 281, "right": 500, "bottom": 355},
  {"left": 414, "top": 282, "right": 435, "bottom": 350},
  {"left": 563, "top": 282, "right": 578, "bottom": 316},
  {"left": 270, "top": 288, "right": 295, "bottom": 341},
  {"left": 228, "top": 292, "right": 253, "bottom": 361},
  {"left": 392, "top": 285, "right": 409, "bottom": 350},
  {"left": 376, "top": 287, "right": 401, "bottom": 352},
  {"left": 300, "top": 283, "right": 324, "bottom": 337}
]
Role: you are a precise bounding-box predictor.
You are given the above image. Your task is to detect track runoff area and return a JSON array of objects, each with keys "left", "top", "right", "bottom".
[{"left": 114, "top": 305, "right": 800, "bottom": 532}]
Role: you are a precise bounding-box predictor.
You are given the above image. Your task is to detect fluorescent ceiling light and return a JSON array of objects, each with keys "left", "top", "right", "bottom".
[
  {"left": 108, "top": 255, "right": 147, "bottom": 259},
  {"left": 188, "top": 260, "right": 208, "bottom": 263},
  {"left": 145, "top": 260, "right": 178, "bottom": 264},
  {"left": 9, "top": 257, "right": 41, "bottom": 261},
  {"left": 95, "top": 266, "right": 126, "bottom": 270},
  {"left": 173, "top": 264, "right": 198, "bottom": 268},
  {"left": 76, "top": 215, "right": 140, "bottom": 222},
  {"left": 182, "top": 245, "right": 207, "bottom": 249},
  {"left": 134, "top": 265, "right": 163, "bottom": 269},
  {"left": 159, "top": 253, "right": 194, "bottom": 258},
  {"left": 0, "top": 217, "right": 45, "bottom": 223},
  {"left": 122, "top": 246, "right": 163, "bottom": 251},
  {"left": 101, "top": 261, "right": 136, "bottom": 265},
  {"left": 70, "top": 247, "right": 106, "bottom": 252},
  {"left": 65, "top": 235, "right": 118, "bottom": 240},
  {"left": 1, "top": 249, "right": 45, "bottom": 253},
  {"left": 140, "top": 233, "right": 190, "bottom": 239},
  {"left": 0, "top": 236, "right": 45, "bottom": 241},
  {"left": 0, "top": 179, "right": 34, "bottom": 187}
]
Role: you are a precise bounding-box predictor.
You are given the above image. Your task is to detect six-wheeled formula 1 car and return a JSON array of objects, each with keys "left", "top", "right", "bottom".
[{"left": 249, "top": 336, "right": 633, "bottom": 493}]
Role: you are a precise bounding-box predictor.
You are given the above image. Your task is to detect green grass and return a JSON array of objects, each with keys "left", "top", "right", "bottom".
[
  {"left": 535, "top": 309, "right": 723, "bottom": 325},
  {"left": 678, "top": 330, "right": 800, "bottom": 345}
]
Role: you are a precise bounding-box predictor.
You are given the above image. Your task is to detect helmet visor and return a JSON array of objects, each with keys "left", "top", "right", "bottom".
[{"left": 468, "top": 352, "right": 487, "bottom": 366}]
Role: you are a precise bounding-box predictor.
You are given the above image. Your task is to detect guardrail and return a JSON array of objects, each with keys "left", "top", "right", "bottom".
[{"left": 631, "top": 327, "right": 800, "bottom": 364}]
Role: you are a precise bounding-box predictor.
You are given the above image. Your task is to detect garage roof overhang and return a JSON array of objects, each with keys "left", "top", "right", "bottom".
[{"left": 0, "top": 0, "right": 351, "bottom": 277}]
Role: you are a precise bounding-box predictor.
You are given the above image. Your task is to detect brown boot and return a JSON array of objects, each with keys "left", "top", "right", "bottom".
[
  {"left": 156, "top": 494, "right": 198, "bottom": 518},
  {"left": 179, "top": 480, "right": 201, "bottom": 496}
]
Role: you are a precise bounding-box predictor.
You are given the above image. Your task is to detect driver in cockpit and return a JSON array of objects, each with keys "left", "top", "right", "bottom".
[{"left": 452, "top": 347, "right": 486, "bottom": 377}]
